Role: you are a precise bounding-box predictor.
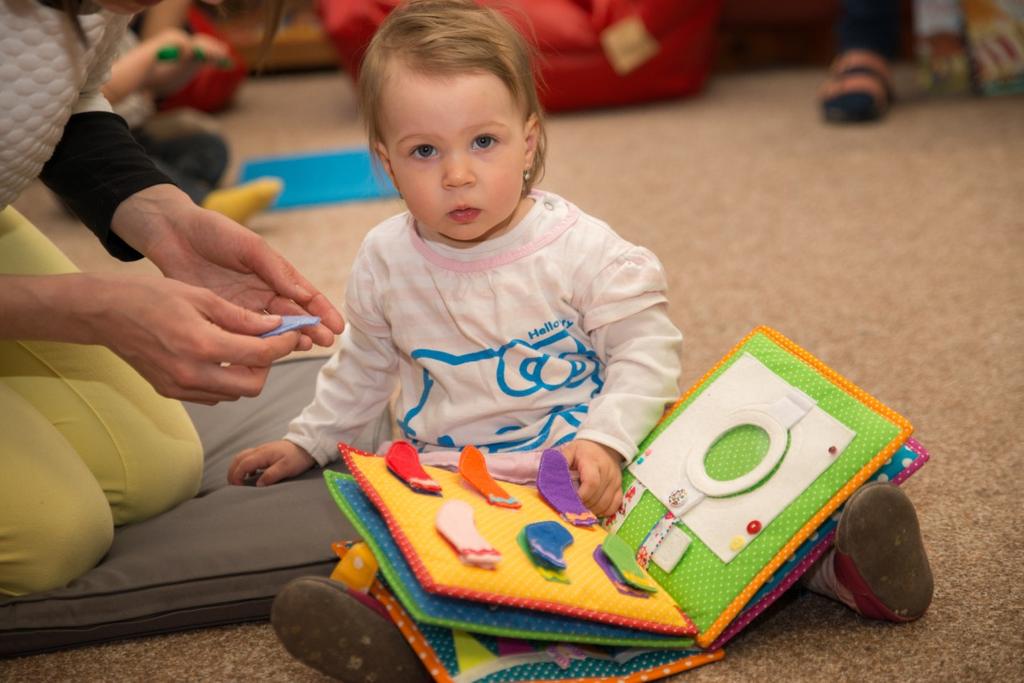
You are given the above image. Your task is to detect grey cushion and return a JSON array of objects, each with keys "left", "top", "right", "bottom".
[{"left": 0, "top": 356, "right": 385, "bottom": 657}]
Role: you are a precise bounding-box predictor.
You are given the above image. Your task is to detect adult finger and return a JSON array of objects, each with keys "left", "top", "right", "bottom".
[
  {"left": 193, "top": 362, "right": 274, "bottom": 399},
  {"left": 202, "top": 295, "right": 282, "bottom": 337},
  {"left": 146, "top": 364, "right": 240, "bottom": 404},
  {"left": 242, "top": 244, "right": 344, "bottom": 334},
  {"left": 301, "top": 291, "right": 345, "bottom": 335},
  {"left": 196, "top": 300, "right": 301, "bottom": 367},
  {"left": 263, "top": 296, "right": 338, "bottom": 347}
]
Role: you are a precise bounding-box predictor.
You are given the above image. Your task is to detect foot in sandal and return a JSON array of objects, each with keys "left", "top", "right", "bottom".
[{"left": 820, "top": 49, "right": 894, "bottom": 123}]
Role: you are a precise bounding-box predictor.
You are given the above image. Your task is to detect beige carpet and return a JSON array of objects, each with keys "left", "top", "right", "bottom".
[{"left": 4, "top": 67, "right": 1023, "bottom": 681}]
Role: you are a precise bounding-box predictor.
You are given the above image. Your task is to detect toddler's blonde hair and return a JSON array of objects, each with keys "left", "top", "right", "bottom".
[{"left": 359, "top": 0, "right": 547, "bottom": 193}]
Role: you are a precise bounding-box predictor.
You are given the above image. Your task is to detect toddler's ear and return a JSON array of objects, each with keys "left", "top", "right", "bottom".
[
  {"left": 375, "top": 142, "right": 396, "bottom": 185},
  {"left": 523, "top": 114, "right": 540, "bottom": 162}
]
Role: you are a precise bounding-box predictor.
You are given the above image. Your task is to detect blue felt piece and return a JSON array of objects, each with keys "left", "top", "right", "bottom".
[
  {"left": 238, "top": 148, "right": 398, "bottom": 209},
  {"left": 524, "top": 521, "right": 573, "bottom": 570},
  {"left": 260, "top": 315, "right": 321, "bottom": 338}
]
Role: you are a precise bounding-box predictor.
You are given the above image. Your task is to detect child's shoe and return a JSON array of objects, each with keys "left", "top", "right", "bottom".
[
  {"left": 271, "top": 575, "right": 431, "bottom": 682},
  {"left": 804, "top": 482, "right": 933, "bottom": 622}
]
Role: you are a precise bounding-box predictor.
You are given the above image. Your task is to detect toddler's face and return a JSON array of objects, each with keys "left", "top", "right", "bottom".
[{"left": 375, "top": 63, "right": 538, "bottom": 248}]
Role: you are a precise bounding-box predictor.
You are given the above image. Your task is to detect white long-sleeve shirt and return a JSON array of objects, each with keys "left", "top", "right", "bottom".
[
  {"left": 286, "top": 191, "right": 683, "bottom": 470},
  {"left": 1, "top": 1, "right": 127, "bottom": 208}
]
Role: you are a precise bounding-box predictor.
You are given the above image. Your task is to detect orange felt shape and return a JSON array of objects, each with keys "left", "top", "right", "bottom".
[
  {"left": 341, "top": 447, "right": 695, "bottom": 636},
  {"left": 459, "top": 445, "right": 521, "bottom": 509}
]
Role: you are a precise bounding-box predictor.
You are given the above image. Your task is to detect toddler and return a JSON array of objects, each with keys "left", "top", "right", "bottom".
[
  {"left": 246, "top": 2, "right": 931, "bottom": 680},
  {"left": 227, "top": 0, "right": 683, "bottom": 519}
]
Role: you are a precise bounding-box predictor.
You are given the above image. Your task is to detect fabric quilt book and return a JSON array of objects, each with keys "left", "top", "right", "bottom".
[
  {"left": 325, "top": 495, "right": 724, "bottom": 682},
  {"left": 608, "top": 326, "right": 913, "bottom": 646},
  {"left": 327, "top": 325, "right": 921, "bottom": 658}
]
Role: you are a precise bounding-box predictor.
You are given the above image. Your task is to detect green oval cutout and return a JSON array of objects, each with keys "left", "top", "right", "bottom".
[{"left": 704, "top": 424, "right": 770, "bottom": 481}]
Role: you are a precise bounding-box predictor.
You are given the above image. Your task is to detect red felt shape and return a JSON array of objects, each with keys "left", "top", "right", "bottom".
[{"left": 385, "top": 440, "right": 442, "bottom": 494}]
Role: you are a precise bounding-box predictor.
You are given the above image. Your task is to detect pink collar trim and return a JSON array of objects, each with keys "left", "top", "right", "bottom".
[{"left": 407, "top": 192, "right": 579, "bottom": 272}]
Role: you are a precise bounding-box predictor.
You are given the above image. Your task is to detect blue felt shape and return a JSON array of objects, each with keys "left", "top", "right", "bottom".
[
  {"left": 260, "top": 315, "right": 320, "bottom": 338},
  {"left": 524, "top": 521, "right": 573, "bottom": 570},
  {"left": 327, "top": 473, "right": 692, "bottom": 648},
  {"left": 238, "top": 148, "right": 398, "bottom": 209}
]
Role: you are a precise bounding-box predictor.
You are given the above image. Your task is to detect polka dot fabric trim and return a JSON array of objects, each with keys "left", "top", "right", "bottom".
[
  {"left": 371, "top": 579, "right": 725, "bottom": 683},
  {"left": 620, "top": 327, "right": 913, "bottom": 647},
  {"left": 371, "top": 582, "right": 455, "bottom": 683}
]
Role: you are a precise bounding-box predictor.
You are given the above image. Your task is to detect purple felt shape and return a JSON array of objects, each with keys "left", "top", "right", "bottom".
[{"left": 537, "top": 449, "right": 598, "bottom": 527}]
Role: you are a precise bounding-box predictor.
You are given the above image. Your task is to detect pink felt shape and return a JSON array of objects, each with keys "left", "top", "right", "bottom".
[{"left": 435, "top": 499, "right": 501, "bottom": 569}]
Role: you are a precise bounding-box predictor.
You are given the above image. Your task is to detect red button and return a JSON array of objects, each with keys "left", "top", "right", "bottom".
[{"left": 747, "top": 520, "right": 762, "bottom": 535}]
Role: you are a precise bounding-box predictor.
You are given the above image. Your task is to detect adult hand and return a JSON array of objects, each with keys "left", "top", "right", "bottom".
[
  {"left": 112, "top": 184, "right": 344, "bottom": 348},
  {"left": 1, "top": 271, "right": 300, "bottom": 403},
  {"left": 560, "top": 439, "right": 624, "bottom": 518}
]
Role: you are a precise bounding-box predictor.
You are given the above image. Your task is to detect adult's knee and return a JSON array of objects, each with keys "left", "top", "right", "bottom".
[{"left": 0, "top": 486, "right": 113, "bottom": 597}]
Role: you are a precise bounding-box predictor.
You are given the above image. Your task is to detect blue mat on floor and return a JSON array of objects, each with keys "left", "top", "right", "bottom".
[{"left": 238, "top": 148, "right": 398, "bottom": 209}]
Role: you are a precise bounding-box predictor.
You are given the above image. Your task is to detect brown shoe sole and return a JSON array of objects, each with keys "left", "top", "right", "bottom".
[
  {"left": 835, "top": 482, "right": 934, "bottom": 620},
  {"left": 271, "top": 576, "right": 432, "bottom": 682}
]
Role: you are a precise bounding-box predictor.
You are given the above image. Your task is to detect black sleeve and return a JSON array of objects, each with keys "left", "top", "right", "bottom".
[{"left": 39, "top": 111, "right": 177, "bottom": 262}]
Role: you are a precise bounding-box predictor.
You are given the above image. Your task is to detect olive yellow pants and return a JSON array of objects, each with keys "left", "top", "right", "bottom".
[{"left": 0, "top": 206, "right": 202, "bottom": 596}]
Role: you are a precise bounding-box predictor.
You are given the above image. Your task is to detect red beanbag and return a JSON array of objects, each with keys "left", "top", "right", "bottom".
[{"left": 315, "top": 0, "right": 723, "bottom": 112}]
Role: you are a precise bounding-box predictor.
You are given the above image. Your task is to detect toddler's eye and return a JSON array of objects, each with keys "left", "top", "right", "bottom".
[
  {"left": 411, "top": 144, "right": 436, "bottom": 159},
  {"left": 472, "top": 135, "right": 496, "bottom": 150}
]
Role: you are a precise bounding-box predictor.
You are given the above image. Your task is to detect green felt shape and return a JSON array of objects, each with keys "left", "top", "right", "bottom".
[
  {"left": 618, "top": 329, "right": 908, "bottom": 637},
  {"left": 600, "top": 534, "right": 658, "bottom": 593}
]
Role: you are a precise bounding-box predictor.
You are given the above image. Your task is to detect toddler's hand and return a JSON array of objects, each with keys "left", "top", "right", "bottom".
[
  {"left": 560, "top": 440, "right": 623, "bottom": 518},
  {"left": 228, "top": 439, "right": 315, "bottom": 487}
]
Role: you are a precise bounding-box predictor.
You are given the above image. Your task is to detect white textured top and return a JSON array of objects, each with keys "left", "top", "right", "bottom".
[
  {"left": 0, "top": 1, "right": 128, "bottom": 208},
  {"left": 286, "top": 191, "right": 683, "bottom": 467}
]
